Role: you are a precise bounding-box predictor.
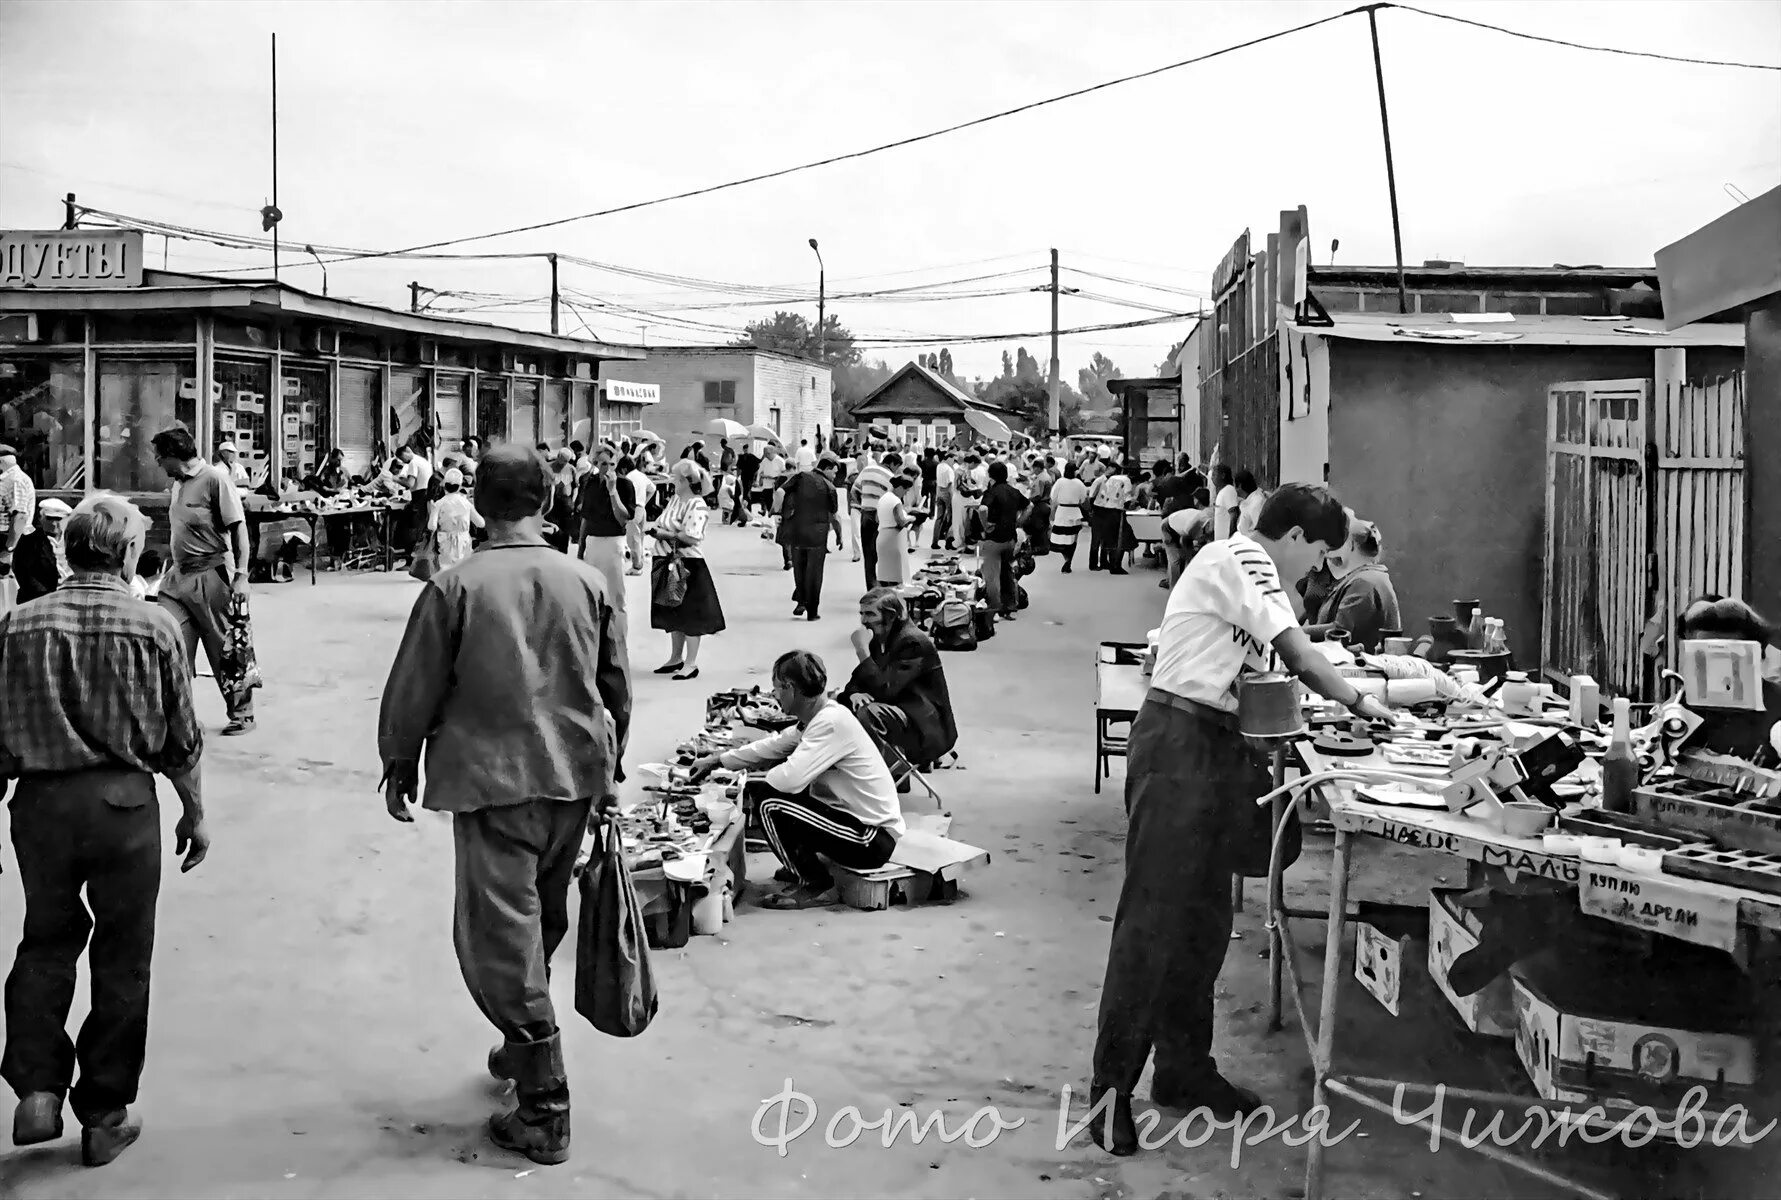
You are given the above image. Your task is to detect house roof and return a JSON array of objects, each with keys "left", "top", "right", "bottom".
[
  {"left": 0, "top": 272, "right": 645, "bottom": 359},
  {"left": 1656, "top": 182, "right": 1781, "bottom": 328},
  {"left": 1294, "top": 312, "right": 1744, "bottom": 348},
  {"left": 636, "top": 344, "right": 833, "bottom": 372},
  {"left": 853, "top": 361, "right": 1018, "bottom": 416},
  {"left": 1106, "top": 376, "right": 1182, "bottom": 396}
]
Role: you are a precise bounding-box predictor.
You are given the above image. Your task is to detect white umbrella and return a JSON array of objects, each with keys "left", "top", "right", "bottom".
[
  {"left": 634, "top": 429, "right": 664, "bottom": 445},
  {"left": 570, "top": 418, "right": 592, "bottom": 446},
  {"left": 963, "top": 408, "right": 1012, "bottom": 442},
  {"left": 746, "top": 423, "right": 782, "bottom": 444},
  {"left": 706, "top": 417, "right": 749, "bottom": 440}
]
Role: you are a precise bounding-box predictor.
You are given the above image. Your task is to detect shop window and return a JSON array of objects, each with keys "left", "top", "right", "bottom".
[
  {"left": 541, "top": 380, "right": 567, "bottom": 448},
  {"left": 0, "top": 357, "right": 85, "bottom": 490},
  {"left": 598, "top": 402, "right": 643, "bottom": 445},
  {"left": 91, "top": 313, "right": 194, "bottom": 344},
  {"left": 476, "top": 378, "right": 509, "bottom": 444},
  {"left": 282, "top": 364, "right": 329, "bottom": 479},
  {"left": 339, "top": 332, "right": 384, "bottom": 362},
  {"left": 337, "top": 365, "right": 381, "bottom": 476},
  {"left": 569, "top": 382, "right": 592, "bottom": 444},
  {"left": 436, "top": 373, "right": 469, "bottom": 453},
  {"left": 512, "top": 379, "right": 539, "bottom": 447},
  {"left": 0, "top": 314, "right": 84, "bottom": 344},
  {"left": 213, "top": 319, "right": 274, "bottom": 350},
  {"left": 95, "top": 356, "right": 197, "bottom": 492},
  {"left": 214, "top": 358, "right": 273, "bottom": 487},
  {"left": 395, "top": 337, "right": 428, "bottom": 366},
  {"left": 392, "top": 368, "right": 431, "bottom": 454}
]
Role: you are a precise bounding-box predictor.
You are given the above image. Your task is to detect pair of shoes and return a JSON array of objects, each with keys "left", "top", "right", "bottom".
[
  {"left": 652, "top": 662, "right": 684, "bottom": 675},
  {"left": 80, "top": 1109, "right": 141, "bottom": 1168},
  {"left": 1149, "top": 1073, "right": 1264, "bottom": 1117},
  {"left": 1084, "top": 1084, "right": 1137, "bottom": 1156},
  {"left": 793, "top": 604, "right": 806, "bottom": 617},
  {"left": 13, "top": 1092, "right": 62, "bottom": 1145},
  {"left": 222, "top": 717, "right": 255, "bottom": 736},
  {"left": 673, "top": 667, "right": 701, "bottom": 681}
]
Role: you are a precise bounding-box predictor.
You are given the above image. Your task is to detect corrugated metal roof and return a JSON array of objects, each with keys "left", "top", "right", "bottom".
[{"left": 1299, "top": 312, "right": 1743, "bottom": 348}]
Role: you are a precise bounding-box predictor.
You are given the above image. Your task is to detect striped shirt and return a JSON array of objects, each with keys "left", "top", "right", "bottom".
[
  {"left": 0, "top": 574, "right": 202, "bottom": 779},
  {"left": 850, "top": 463, "right": 893, "bottom": 511}
]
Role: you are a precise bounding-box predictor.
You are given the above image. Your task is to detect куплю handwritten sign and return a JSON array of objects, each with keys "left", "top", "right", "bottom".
[{"left": 1580, "top": 865, "right": 1742, "bottom": 953}]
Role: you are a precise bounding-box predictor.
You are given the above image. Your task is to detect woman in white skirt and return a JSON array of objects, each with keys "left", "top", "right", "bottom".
[
  {"left": 1048, "top": 461, "right": 1088, "bottom": 573},
  {"left": 874, "top": 471, "right": 919, "bottom": 587},
  {"left": 428, "top": 468, "right": 483, "bottom": 570}
]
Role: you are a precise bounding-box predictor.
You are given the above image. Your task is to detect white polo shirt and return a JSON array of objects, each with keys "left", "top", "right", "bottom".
[{"left": 1150, "top": 533, "right": 1298, "bottom": 713}]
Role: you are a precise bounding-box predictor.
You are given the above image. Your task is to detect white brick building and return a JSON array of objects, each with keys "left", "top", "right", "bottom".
[{"left": 597, "top": 346, "right": 833, "bottom": 455}]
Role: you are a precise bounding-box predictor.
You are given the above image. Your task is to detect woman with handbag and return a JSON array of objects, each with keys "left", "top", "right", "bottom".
[{"left": 649, "top": 460, "right": 725, "bottom": 682}]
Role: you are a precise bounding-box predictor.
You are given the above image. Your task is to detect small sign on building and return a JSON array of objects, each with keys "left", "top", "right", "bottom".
[
  {"left": 605, "top": 380, "right": 661, "bottom": 405},
  {"left": 0, "top": 230, "right": 145, "bottom": 289}
]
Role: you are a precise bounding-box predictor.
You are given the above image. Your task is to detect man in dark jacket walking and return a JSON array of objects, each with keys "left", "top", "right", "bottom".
[
  {"left": 778, "top": 455, "right": 843, "bottom": 621},
  {"left": 379, "top": 445, "right": 631, "bottom": 1168},
  {"left": 841, "top": 587, "right": 958, "bottom": 767}
]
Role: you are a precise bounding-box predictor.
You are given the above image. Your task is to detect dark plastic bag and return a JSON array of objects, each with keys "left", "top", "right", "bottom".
[{"left": 574, "top": 823, "right": 659, "bottom": 1038}]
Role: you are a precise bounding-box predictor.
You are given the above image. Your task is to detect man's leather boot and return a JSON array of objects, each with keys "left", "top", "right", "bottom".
[{"left": 487, "top": 1033, "right": 570, "bottom": 1165}]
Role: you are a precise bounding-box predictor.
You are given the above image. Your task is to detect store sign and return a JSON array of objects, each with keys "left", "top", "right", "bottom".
[
  {"left": 0, "top": 230, "right": 144, "bottom": 289},
  {"left": 605, "top": 380, "right": 660, "bottom": 405},
  {"left": 1579, "top": 865, "right": 1742, "bottom": 954}
]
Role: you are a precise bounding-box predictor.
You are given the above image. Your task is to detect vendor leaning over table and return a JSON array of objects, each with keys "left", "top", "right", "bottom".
[
  {"left": 1088, "top": 482, "right": 1392, "bottom": 1157},
  {"left": 1672, "top": 595, "right": 1781, "bottom": 760},
  {"left": 1303, "top": 517, "right": 1401, "bottom": 652},
  {"left": 688, "top": 649, "right": 903, "bottom": 912}
]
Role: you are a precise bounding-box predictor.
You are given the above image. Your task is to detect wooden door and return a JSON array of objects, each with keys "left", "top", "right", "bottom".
[{"left": 1543, "top": 380, "right": 1649, "bottom": 698}]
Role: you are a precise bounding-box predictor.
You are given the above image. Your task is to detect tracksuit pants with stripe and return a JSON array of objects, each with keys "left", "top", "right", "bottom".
[{"left": 745, "top": 781, "right": 896, "bottom": 892}]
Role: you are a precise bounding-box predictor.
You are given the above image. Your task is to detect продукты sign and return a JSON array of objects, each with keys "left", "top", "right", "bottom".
[{"left": 0, "top": 230, "right": 144, "bottom": 289}]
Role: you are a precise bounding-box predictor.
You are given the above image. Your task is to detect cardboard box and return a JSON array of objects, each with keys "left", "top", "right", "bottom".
[
  {"left": 1510, "top": 958, "right": 1760, "bottom": 1130},
  {"left": 1427, "top": 889, "right": 1517, "bottom": 1039}
]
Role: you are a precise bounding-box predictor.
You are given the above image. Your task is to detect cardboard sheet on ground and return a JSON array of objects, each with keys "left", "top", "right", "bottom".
[{"left": 888, "top": 828, "right": 989, "bottom": 875}]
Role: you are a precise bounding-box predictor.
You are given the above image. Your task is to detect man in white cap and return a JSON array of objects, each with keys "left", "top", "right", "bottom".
[
  {"left": 0, "top": 443, "right": 35, "bottom": 614},
  {"left": 15, "top": 498, "right": 73, "bottom": 603}
]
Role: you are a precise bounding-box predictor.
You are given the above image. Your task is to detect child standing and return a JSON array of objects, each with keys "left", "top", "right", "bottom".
[{"left": 428, "top": 469, "right": 484, "bottom": 571}]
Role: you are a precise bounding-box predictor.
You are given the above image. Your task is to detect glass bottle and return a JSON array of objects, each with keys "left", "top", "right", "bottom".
[{"left": 1601, "top": 697, "right": 1639, "bottom": 814}]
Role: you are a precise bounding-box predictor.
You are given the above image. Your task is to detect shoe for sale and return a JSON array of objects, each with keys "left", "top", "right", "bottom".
[{"left": 80, "top": 1109, "right": 141, "bottom": 1168}]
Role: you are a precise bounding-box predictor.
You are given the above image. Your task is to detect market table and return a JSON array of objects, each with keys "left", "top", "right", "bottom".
[
  {"left": 1280, "top": 736, "right": 1781, "bottom": 1200},
  {"left": 244, "top": 501, "right": 400, "bottom": 585}
]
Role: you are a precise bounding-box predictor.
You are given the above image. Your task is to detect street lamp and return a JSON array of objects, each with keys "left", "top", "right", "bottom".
[
  {"left": 808, "top": 237, "right": 825, "bottom": 360},
  {"left": 304, "top": 244, "right": 328, "bottom": 296}
]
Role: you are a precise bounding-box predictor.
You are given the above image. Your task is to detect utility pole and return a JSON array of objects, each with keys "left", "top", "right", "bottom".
[
  {"left": 1048, "top": 248, "right": 1061, "bottom": 434},
  {"left": 62, "top": 193, "right": 77, "bottom": 230},
  {"left": 549, "top": 253, "right": 560, "bottom": 335},
  {"left": 1366, "top": 7, "right": 1409, "bottom": 315},
  {"left": 809, "top": 238, "right": 826, "bottom": 360},
  {"left": 269, "top": 33, "right": 280, "bottom": 281},
  {"left": 410, "top": 281, "right": 421, "bottom": 313}
]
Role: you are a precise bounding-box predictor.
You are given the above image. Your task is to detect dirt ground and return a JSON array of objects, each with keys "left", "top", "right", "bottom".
[{"left": 0, "top": 524, "right": 1772, "bottom": 1199}]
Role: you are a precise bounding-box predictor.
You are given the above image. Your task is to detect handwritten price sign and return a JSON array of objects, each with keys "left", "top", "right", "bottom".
[{"left": 1580, "top": 866, "right": 1743, "bottom": 954}]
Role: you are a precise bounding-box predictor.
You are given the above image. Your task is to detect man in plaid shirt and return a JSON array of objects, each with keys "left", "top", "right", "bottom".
[
  {"left": 0, "top": 493, "right": 210, "bottom": 1167},
  {"left": 0, "top": 443, "right": 36, "bottom": 615}
]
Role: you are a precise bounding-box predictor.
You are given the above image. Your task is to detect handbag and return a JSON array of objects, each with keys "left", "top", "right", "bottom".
[
  {"left": 219, "top": 589, "right": 263, "bottom": 694},
  {"left": 408, "top": 537, "right": 437, "bottom": 582},
  {"left": 1013, "top": 545, "right": 1036, "bottom": 579},
  {"left": 574, "top": 823, "right": 660, "bottom": 1038},
  {"left": 652, "top": 553, "right": 688, "bottom": 608}
]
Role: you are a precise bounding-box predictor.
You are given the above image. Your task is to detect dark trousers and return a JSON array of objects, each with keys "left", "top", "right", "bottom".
[
  {"left": 3, "top": 771, "right": 161, "bottom": 1125},
  {"left": 1089, "top": 507, "right": 1125, "bottom": 571},
  {"left": 791, "top": 546, "right": 827, "bottom": 616},
  {"left": 859, "top": 513, "right": 879, "bottom": 590},
  {"left": 1092, "top": 701, "right": 1263, "bottom": 1096},
  {"left": 158, "top": 565, "right": 255, "bottom": 721},
  {"left": 748, "top": 781, "right": 896, "bottom": 892},
  {"left": 930, "top": 496, "right": 953, "bottom": 548},
  {"left": 452, "top": 798, "right": 593, "bottom": 1047}
]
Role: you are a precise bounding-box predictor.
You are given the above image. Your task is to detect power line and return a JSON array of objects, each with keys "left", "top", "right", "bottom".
[
  {"left": 1386, "top": 3, "right": 1781, "bottom": 71},
  {"left": 851, "top": 312, "right": 1194, "bottom": 347},
  {"left": 1062, "top": 266, "right": 1210, "bottom": 298},
  {"left": 268, "top": 7, "right": 1369, "bottom": 265}
]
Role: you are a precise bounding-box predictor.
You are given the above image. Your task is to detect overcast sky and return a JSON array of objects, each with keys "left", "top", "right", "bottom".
[{"left": 2, "top": 0, "right": 1778, "bottom": 379}]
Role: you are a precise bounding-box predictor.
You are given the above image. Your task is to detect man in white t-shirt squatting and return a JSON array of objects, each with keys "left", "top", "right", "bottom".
[
  {"left": 1088, "top": 482, "right": 1392, "bottom": 1156},
  {"left": 688, "top": 649, "right": 903, "bottom": 911}
]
